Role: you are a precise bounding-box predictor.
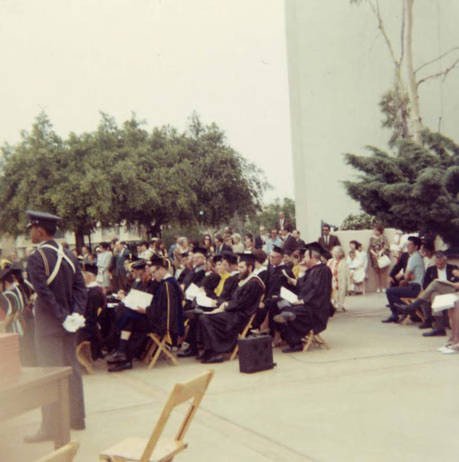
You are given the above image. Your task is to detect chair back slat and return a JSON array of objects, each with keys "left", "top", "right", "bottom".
[{"left": 35, "top": 441, "right": 79, "bottom": 462}]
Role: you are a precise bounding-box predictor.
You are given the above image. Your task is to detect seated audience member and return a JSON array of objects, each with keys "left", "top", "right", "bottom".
[
  {"left": 77, "top": 271, "right": 106, "bottom": 360},
  {"left": 438, "top": 299, "right": 459, "bottom": 354},
  {"left": 255, "top": 226, "right": 269, "bottom": 250},
  {"left": 232, "top": 233, "right": 245, "bottom": 254},
  {"left": 197, "top": 253, "right": 265, "bottom": 363},
  {"left": 274, "top": 242, "right": 334, "bottom": 352},
  {"left": 389, "top": 249, "right": 409, "bottom": 287},
  {"left": 104, "top": 259, "right": 159, "bottom": 354},
  {"left": 252, "top": 249, "right": 268, "bottom": 283},
  {"left": 176, "top": 252, "right": 192, "bottom": 287},
  {"left": 396, "top": 252, "right": 458, "bottom": 336},
  {"left": 283, "top": 251, "right": 295, "bottom": 272},
  {"left": 201, "top": 234, "right": 215, "bottom": 255},
  {"left": 293, "top": 229, "right": 306, "bottom": 249},
  {"left": 252, "top": 246, "right": 295, "bottom": 336},
  {"left": 244, "top": 233, "right": 255, "bottom": 252},
  {"left": 328, "top": 246, "right": 348, "bottom": 311},
  {"left": 214, "top": 234, "right": 232, "bottom": 255},
  {"left": 263, "top": 229, "right": 283, "bottom": 255},
  {"left": 173, "top": 237, "right": 189, "bottom": 267},
  {"left": 201, "top": 255, "right": 221, "bottom": 299},
  {"left": 383, "top": 236, "right": 425, "bottom": 323},
  {"left": 106, "top": 256, "right": 184, "bottom": 372},
  {"left": 181, "top": 247, "right": 207, "bottom": 291},
  {"left": 178, "top": 252, "right": 239, "bottom": 358},
  {"left": 420, "top": 240, "right": 436, "bottom": 269}
]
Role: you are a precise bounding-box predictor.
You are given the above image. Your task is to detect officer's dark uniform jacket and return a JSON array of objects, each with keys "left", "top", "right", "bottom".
[{"left": 27, "top": 240, "right": 87, "bottom": 336}]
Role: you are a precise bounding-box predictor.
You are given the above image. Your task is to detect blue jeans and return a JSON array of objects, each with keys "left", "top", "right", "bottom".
[{"left": 386, "top": 283, "right": 421, "bottom": 315}]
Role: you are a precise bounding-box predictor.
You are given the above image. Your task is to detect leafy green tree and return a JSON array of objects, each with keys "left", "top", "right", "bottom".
[
  {"left": 344, "top": 131, "right": 459, "bottom": 246},
  {"left": 245, "top": 197, "right": 296, "bottom": 235},
  {"left": 0, "top": 112, "right": 266, "bottom": 248},
  {"left": 341, "top": 212, "right": 375, "bottom": 230}
]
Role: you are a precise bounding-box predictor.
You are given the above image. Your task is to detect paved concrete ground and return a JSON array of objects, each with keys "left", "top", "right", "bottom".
[{"left": 2, "top": 292, "right": 459, "bottom": 461}]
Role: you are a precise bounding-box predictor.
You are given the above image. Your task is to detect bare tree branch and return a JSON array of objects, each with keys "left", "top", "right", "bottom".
[
  {"left": 368, "top": 0, "right": 400, "bottom": 67},
  {"left": 415, "top": 46, "right": 459, "bottom": 74},
  {"left": 417, "top": 58, "right": 459, "bottom": 87},
  {"left": 400, "top": 0, "right": 406, "bottom": 63}
]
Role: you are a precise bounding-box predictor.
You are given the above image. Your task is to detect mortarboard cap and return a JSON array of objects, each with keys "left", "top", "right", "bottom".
[
  {"left": 221, "top": 252, "right": 238, "bottom": 265},
  {"left": 192, "top": 247, "right": 207, "bottom": 256},
  {"left": 0, "top": 266, "right": 13, "bottom": 281},
  {"left": 272, "top": 245, "right": 284, "bottom": 254},
  {"left": 212, "top": 255, "right": 222, "bottom": 264},
  {"left": 26, "top": 210, "right": 61, "bottom": 230},
  {"left": 149, "top": 255, "right": 165, "bottom": 267},
  {"left": 304, "top": 241, "right": 329, "bottom": 258},
  {"left": 131, "top": 259, "right": 147, "bottom": 270},
  {"left": 238, "top": 253, "right": 255, "bottom": 266}
]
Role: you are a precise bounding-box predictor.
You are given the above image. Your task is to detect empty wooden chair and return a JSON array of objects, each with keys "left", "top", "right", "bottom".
[
  {"left": 35, "top": 441, "right": 79, "bottom": 462},
  {"left": 302, "top": 329, "right": 330, "bottom": 352},
  {"left": 230, "top": 312, "right": 257, "bottom": 361},
  {"left": 143, "top": 333, "right": 179, "bottom": 369},
  {"left": 100, "top": 369, "right": 214, "bottom": 462}
]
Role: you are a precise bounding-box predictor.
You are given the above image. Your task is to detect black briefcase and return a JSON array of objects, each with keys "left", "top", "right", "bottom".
[{"left": 238, "top": 335, "right": 275, "bottom": 374}]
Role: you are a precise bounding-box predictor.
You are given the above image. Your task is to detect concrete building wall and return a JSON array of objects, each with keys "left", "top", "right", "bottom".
[{"left": 285, "top": 0, "right": 459, "bottom": 241}]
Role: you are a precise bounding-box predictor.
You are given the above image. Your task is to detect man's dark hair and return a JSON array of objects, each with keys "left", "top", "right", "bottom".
[
  {"left": 285, "top": 223, "right": 294, "bottom": 233},
  {"left": 245, "top": 233, "right": 254, "bottom": 241},
  {"left": 408, "top": 236, "right": 422, "bottom": 249},
  {"left": 40, "top": 222, "right": 57, "bottom": 236},
  {"left": 434, "top": 250, "right": 447, "bottom": 259}
]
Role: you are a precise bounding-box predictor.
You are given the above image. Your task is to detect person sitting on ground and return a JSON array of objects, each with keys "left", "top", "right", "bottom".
[
  {"left": 328, "top": 246, "right": 348, "bottom": 312},
  {"left": 395, "top": 252, "right": 458, "bottom": 337},
  {"left": 196, "top": 253, "right": 265, "bottom": 363},
  {"left": 382, "top": 236, "right": 425, "bottom": 324},
  {"left": 274, "top": 242, "right": 334, "bottom": 352}
]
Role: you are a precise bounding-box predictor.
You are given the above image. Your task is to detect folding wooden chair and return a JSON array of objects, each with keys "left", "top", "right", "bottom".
[
  {"left": 400, "top": 297, "right": 425, "bottom": 325},
  {"left": 35, "top": 441, "right": 79, "bottom": 462},
  {"left": 100, "top": 369, "right": 214, "bottom": 462},
  {"left": 144, "top": 333, "right": 179, "bottom": 369},
  {"left": 302, "top": 329, "right": 330, "bottom": 352},
  {"left": 230, "top": 312, "right": 256, "bottom": 361},
  {"left": 76, "top": 340, "right": 94, "bottom": 374}
]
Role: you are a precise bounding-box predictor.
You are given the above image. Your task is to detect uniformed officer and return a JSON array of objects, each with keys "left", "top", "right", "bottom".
[{"left": 24, "top": 210, "right": 88, "bottom": 443}]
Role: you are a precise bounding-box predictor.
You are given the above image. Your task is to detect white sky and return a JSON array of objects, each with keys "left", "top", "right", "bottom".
[{"left": 0, "top": 0, "right": 293, "bottom": 203}]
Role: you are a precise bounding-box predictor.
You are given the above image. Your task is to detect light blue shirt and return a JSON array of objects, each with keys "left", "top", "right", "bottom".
[
  {"left": 263, "top": 237, "right": 283, "bottom": 255},
  {"left": 407, "top": 251, "right": 425, "bottom": 286}
]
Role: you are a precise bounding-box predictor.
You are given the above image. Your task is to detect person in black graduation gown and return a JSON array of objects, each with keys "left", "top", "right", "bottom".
[
  {"left": 198, "top": 253, "right": 265, "bottom": 363},
  {"left": 24, "top": 210, "right": 88, "bottom": 442},
  {"left": 105, "top": 259, "right": 159, "bottom": 364},
  {"left": 201, "top": 255, "right": 222, "bottom": 299},
  {"left": 252, "top": 246, "right": 295, "bottom": 331},
  {"left": 107, "top": 256, "right": 184, "bottom": 372},
  {"left": 181, "top": 247, "right": 207, "bottom": 291},
  {"left": 274, "top": 242, "right": 334, "bottom": 352},
  {"left": 216, "top": 252, "right": 240, "bottom": 302}
]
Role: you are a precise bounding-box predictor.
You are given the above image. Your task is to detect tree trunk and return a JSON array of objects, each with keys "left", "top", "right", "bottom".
[
  {"left": 405, "top": 0, "right": 423, "bottom": 142},
  {"left": 74, "top": 228, "right": 85, "bottom": 254}
]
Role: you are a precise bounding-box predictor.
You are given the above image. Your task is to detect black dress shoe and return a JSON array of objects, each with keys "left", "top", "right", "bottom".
[
  {"left": 422, "top": 328, "right": 446, "bottom": 337},
  {"left": 381, "top": 315, "right": 399, "bottom": 323},
  {"left": 282, "top": 344, "right": 303, "bottom": 353},
  {"left": 71, "top": 420, "right": 86, "bottom": 431},
  {"left": 24, "top": 429, "right": 54, "bottom": 443},
  {"left": 106, "top": 351, "right": 128, "bottom": 364},
  {"left": 108, "top": 360, "right": 132, "bottom": 372},
  {"left": 202, "top": 353, "right": 224, "bottom": 364},
  {"left": 177, "top": 347, "right": 198, "bottom": 358},
  {"left": 418, "top": 320, "right": 432, "bottom": 329}
]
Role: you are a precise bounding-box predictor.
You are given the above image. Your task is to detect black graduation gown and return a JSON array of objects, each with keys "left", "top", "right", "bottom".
[
  {"left": 281, "top": 263, "right": 333, "bottom": 345},
  {"left": 147, "top": 276, "right": 184, "bottom": 343},
  {"left": 217, "top": 272, "right": 239, "bottom": 303},
  {"left": 199, "top": 275, "right": 265, "bottom": 354}
]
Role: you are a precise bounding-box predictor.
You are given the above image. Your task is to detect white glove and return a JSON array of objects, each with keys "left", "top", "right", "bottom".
[{"left": 62, "top": 313, "right": 86, "bottom": 332}]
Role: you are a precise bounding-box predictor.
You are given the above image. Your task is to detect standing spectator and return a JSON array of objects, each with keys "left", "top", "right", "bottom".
[
  {"left": 96, "top": 242, "right": 113, "bottom": 293},
  {"left": 276, "top": 211, "right": 290, "bottom": 232},
  {"left": 281, "top": 223, "right": 298, "bottom": 254},
  {"left": 293, "top": 229, "right": 306, "bottom": 248},
  {"left": 347, "top": 241, "right": 366, "bottom": 294},
  {"left": 368, "top": 224, "right": 390, "bottom": 293},
  {"left": 173, "top": 237, "right": 189, "bottom": 267},
  {"left": 328, "top": 246, "right": 349, "bottom": 311},
  {"left": 113, "top": 241, "right": 130, "bottom": 292},
  {"left": 318, "top": 223, "right": 341, "bottom": 252}
]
